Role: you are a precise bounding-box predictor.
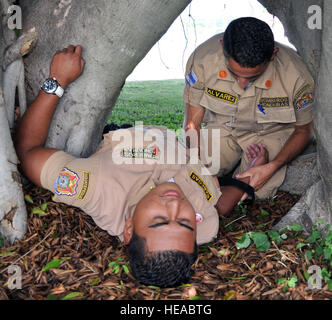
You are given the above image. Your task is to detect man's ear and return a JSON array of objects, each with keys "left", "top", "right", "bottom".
[
  {"left": 123, "top": 218, "right": 134, "bottom": 244},
  {"left": 271, "top": 47, "right": 279, "bottom": 60}
]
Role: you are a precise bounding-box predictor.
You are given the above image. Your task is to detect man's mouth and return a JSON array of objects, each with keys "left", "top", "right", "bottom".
[{"left": 162, "top": 190, "right": 181, "bottom": 198}]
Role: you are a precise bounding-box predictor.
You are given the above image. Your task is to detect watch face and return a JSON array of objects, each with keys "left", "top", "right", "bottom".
[{"left": 42, "top": 78, "right": 57, "bottom": 93}]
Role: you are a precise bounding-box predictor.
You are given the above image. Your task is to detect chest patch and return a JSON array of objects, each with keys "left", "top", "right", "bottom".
[
  {"left": 121, "top": 145, "right": 160, "bottom": 160},
  {"left": 189, "top": 171, "right": 213, "bottom": 202},
  {"left": 259, "top": 97, "right": 289, "bottom": 108},
  {"left": 206, "top": 87, "right": 237, "bottom": 104}
]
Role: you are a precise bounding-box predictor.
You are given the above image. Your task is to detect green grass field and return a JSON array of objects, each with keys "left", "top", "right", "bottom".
[{"left": 107, "top": 79, "right": 185, "bottom": 131}]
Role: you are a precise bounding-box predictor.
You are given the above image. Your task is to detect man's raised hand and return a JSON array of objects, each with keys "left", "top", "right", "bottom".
[{"left": 49, "top": 44, "right": 85, "bottom": 89}]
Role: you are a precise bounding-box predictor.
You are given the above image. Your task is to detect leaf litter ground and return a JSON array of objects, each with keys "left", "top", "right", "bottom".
[{"left": 1, "top": 183, "right": 331, "bottom": 300}]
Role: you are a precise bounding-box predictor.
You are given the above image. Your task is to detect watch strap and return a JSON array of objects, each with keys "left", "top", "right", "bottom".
[{"left": 54, "top": 85, "right": 64, "bottom": 97}]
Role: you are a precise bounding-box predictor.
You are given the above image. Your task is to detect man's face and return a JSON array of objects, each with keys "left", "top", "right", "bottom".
[
  {"left": 226, "top": 57, "right": 269, "bottom": 89},
  {"left": 124, "top": 182, "right": 197, "bottom": 253}
]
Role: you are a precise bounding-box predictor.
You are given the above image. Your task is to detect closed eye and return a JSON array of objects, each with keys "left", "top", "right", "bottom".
[{"left": 148, "top": 221, "right": 194, "bottom": 232}]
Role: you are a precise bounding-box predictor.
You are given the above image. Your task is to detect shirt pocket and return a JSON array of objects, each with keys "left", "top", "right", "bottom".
[{"left": 256, "top": 95, "right": 296, "bottom": 124}]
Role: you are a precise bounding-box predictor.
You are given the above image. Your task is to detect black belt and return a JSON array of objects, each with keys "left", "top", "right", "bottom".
[{"left": 218, "top": 176, "right": 255, "bottom": 201}]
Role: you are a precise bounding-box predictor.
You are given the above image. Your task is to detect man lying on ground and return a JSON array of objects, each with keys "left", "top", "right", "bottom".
[{"left": 15, "top": 45, "right": 268, "bottom": 287}]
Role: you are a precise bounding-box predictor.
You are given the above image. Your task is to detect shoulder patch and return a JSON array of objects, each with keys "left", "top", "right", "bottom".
[
  {"left": 185, "top": 71, "right": 198, "bottom": 87},
  {"left": 205, "top": 87, "right": 237, "bottom": 104},
  {"left": 294, "top": 84, "right": 314, "bottom": 110},
  {"left": 189, "top": 170, "right": 213, "bottom": 202},
  {"left": 54, "top": 167, "right": 79, "bottom": 196},
  {"left": 77, "top": 171, "right": 90, "bottom": 200}
]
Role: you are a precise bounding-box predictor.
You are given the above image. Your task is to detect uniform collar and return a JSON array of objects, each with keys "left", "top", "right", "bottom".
[{"left": 253, "top": 58, "right": 275, "bottom": 90}]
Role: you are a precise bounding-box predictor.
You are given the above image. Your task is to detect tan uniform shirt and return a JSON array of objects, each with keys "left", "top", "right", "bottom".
[
  {"left": 183, "top": 33, "right": 314, "bottom": 142},
  {"left": 41, "top": 126, "right": 222, "bottom": 245}
]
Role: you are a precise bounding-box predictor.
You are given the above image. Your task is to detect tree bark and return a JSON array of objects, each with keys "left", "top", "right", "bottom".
[
  {"left": 260, "top": 0, "right": 332, "bottom": 232},
  {"left": 0, "top": 0, "right": 27, "bottom": 243},
  {"left": 21, "top": 0, "right": 192, "bottom": 157}
]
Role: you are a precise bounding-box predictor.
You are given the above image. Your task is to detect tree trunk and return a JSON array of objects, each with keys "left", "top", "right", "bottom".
[
  {"left": 260, "top": 0, "right": 332, "bottom": 233},
  {"left": 0, "top": 0, "right": 27, "bottom": 243},
  {"left": 21, "top": 0, "right": 192, "bottom": 157}
]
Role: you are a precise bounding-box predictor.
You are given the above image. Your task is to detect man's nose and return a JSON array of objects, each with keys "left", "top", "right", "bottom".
[
  {"left": 165, "top": 198, "right": 181, "bottom": 220},
  {"left": 237, "top": 77, "right": 250, "bottom": 89}
]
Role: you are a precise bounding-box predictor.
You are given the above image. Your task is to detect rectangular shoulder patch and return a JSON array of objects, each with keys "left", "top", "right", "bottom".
[
  {"left": 205, "top": 87, "right": 237, "bottom": 104},
  {"left": 185, "top": 71, "right": 198, "bottom": 87},
  {"left": 259, "top": 97, "right": 290, "bottom": 108},
  {"left": 294, "top": 84, "right": 314, "bottom": 110},
  {"left": 189, "top": 170, "right": 213, "bottom": 202},
  {"left": 77, "top": 171, "right": 90, "bottom": 201}
]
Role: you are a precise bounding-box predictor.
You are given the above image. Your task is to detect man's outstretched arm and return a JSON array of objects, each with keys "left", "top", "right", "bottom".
[{"left": 14, "top": 45, "right": 85, "bottom": 187}]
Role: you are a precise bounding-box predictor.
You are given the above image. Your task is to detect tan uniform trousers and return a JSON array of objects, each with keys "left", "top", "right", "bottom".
[{"left": 200, "top": 127, "right": 294, "bottom": 199}]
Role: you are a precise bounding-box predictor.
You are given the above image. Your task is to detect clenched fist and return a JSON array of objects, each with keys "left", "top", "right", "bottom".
[{"left": 49, "top": 45, "right": 85, "bottom": 89}]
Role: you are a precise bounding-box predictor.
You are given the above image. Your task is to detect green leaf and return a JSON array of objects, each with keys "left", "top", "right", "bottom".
[
  {"left": 189, "top": 296, "right": 204, "bottom": 300},
  {"left": 40, "top": 203, "right": 48, "bottom": 211},
  {"left": 252, "top": 232, "right": 270, "bottom": 252},
  {"left": 147, "top": 285, "right": 160, "bottom": 290},
  {"left": 267, "top": 230, "right": 282, "bottom": 245},
  {"left": 0, "top": 250, "right": 14, "bottom": 257},
  {"left": 296, "top": 242, "right": 307, "bottom": 250},
  {"left": 122, "top": 265, "right": 129, "bottom": 274},
  {"left": 307, "top": 231, "right": 321, "bottom": 243},
  {"left": 288, "top": 275, "right": 298, "bottom": 288},
  {"left": 90, "top": 277, "right": 100, "bottom": 286},
  {"left": 328, "top": 280, "right": 332, "bottom": 291},
  {"left": 258, "top": 209, "right": 270, "bottom": 220},
  {"left": 42, "top": 258, "right": 61, "bottom": 271},
  {"left": 46, "top": 294, "right": 58, "bottom": 300},
  {"left": 316, "top": 218, "right": 324, "bottom": 224},
  {"left": 280, "top": 233, "right": 288, "bottom": 240},
  {"left": 323, "top": 247, "right": 331, "bottom": 260},
  {"left": 236, "top": 233, "right": 251, "bottom": 250},
  {"left": 32, "top": 207, "right": 46, "bottom": 215},
  {"left": 305, "top": 250, "right": 312, "bottom": 261},
  {"left": 42, "top": 257, "right": 70, "bottom": 271},
  {"left": 289, "top": 224, "right": 302, "bottom": 232},
  {"left": 0, "top": 234, "right": 5, "bottom": 248},
  {"left": 276, "top": 277, "right": 287, "bottom": 285},
  {"left": 24, "top": 194, "right": 34, "bottom": 204},
  {"left": 108, "top": 261, "right": 118, "bottom": 268},
  {"left": 61, "top": 292, "right": 84, "bottom": 300},
  {"left": 325, "top": 231, "right": 332, "bottom": 242}
]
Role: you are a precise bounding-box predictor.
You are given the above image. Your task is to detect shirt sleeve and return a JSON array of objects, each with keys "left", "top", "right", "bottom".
[
  {"left": 292, "top": 77, "right": 315, "bottom": 126},
  {"left": 183, "top": 51, "right": 205, "bottom": 107},
  {"left": 40, "top": 151, "right": 100, "bottom": 213}
]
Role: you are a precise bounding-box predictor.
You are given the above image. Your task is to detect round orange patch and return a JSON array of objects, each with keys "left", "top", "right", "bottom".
[
  {"left": 265, "top": 80, "right": 272, "bottom": 88},
  {"left": 219, "top": 70, "right": 227, "bottom": 78}
]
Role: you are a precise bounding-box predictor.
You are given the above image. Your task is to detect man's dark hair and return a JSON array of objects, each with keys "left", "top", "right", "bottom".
[
  {"left": 223, "top": 17, "right": 275, "bottom": 68},
  {"left": 128, "top": 230, "right": 198, "bottom": 288}
]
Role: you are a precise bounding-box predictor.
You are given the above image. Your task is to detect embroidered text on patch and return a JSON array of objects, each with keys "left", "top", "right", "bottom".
[
  {"left": 121, "top": 145, "right": 160, "bottom": 160},
  {"left": 189, "top": 171, "right": 213, "bottom": 202},
  {"left": 259, "top": 97, "right": 290, "bottom": 108},
  {"left": 185, "top": 71, "right": 197, "bottom": 87},
  {"left": 294, "top": 84, "right": 312, "bottom": 100},
  {"left": 77, "top": 171, "right": 90, "bottom": 200},
  {"left": 205, "top": 87, "right": 237, "bottom": 104},
  {"left": 54, "top": 168, "right": 79, "bottom": 196}
]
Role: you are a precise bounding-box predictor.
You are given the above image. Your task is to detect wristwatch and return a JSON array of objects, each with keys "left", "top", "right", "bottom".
[{"left": 41, "top": 77, "right": 64, "bottom": 97}]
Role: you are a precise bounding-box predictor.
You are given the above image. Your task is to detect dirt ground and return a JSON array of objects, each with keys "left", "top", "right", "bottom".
[{"left": 0, "top": 183, "right": 331, "bottom": 300}]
